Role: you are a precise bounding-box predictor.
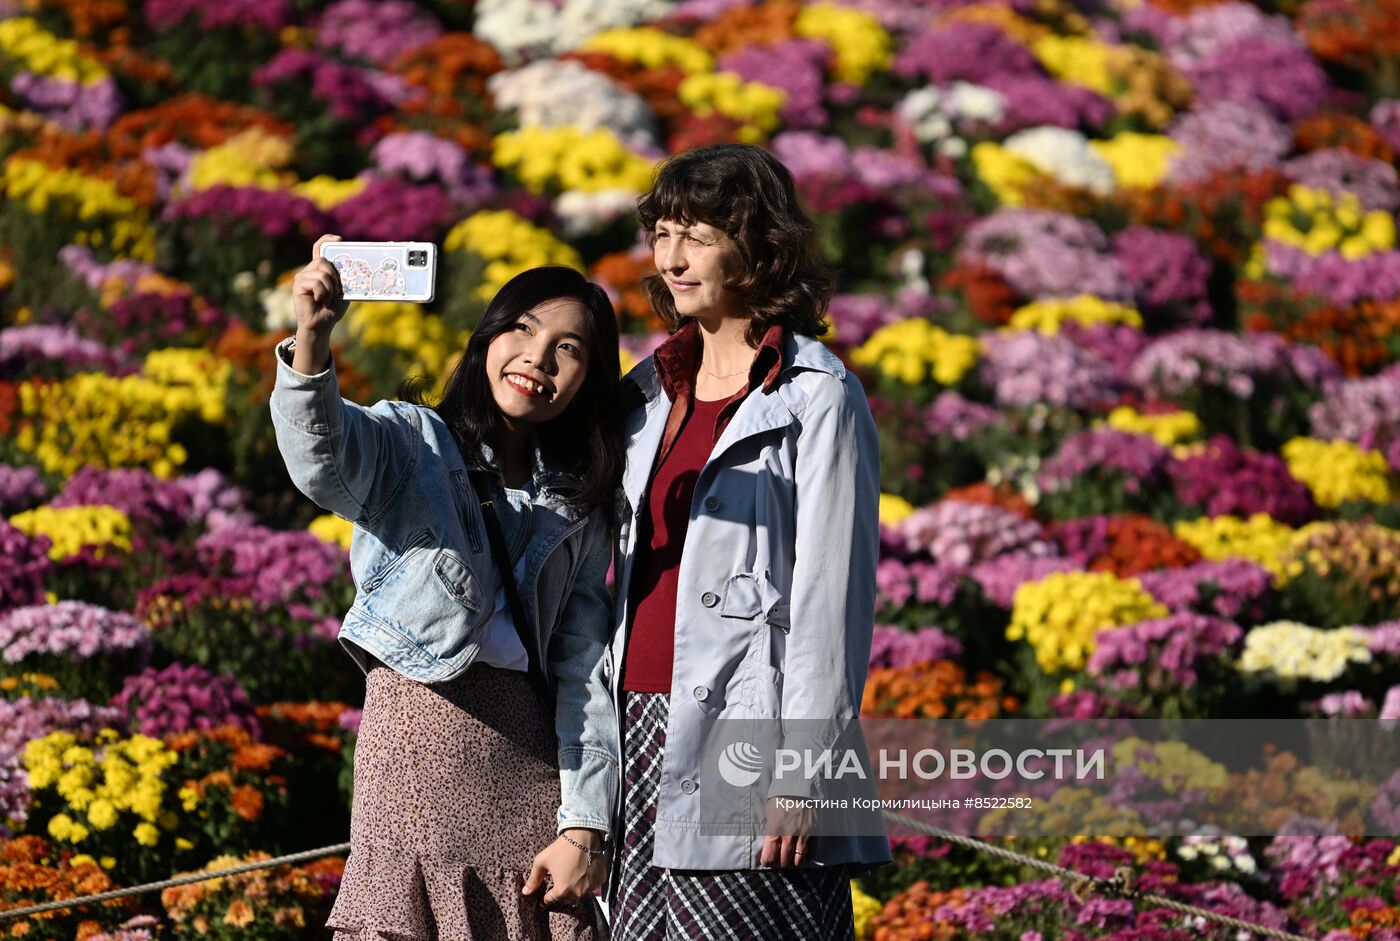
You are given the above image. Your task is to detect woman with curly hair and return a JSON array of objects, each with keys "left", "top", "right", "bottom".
[{"left": 606, "top": 144, "right": 891, "bottom": 940}]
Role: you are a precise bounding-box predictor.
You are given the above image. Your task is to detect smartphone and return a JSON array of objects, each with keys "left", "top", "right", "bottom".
[{"left": 319, "top": 240, "right": 437, "bottom": 303}]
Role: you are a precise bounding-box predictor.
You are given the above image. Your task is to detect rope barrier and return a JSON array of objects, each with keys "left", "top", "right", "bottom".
[
  {"left": 0, "top": 818, "right": 1321, "bottom": 940},
  {"left": 0, "top": 842, "right": 350, "bottom": 922},
  {"left": 881, "top": 812, "right": 1318, "bottom": 941}
]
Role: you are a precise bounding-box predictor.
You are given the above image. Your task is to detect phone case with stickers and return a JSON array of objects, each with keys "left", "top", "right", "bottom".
[{"left": 319, "top": 241, "right": 437, "bottom": 303}]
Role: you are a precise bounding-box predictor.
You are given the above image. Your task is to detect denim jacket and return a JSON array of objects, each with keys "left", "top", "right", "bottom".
[{"left": 269, "top": 337, "right": 618, "bottom": 838}]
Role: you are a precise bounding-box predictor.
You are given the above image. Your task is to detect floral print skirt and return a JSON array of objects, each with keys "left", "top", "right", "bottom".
[{"left": 327, "top": 659, "right": 605, "bottom": 941}]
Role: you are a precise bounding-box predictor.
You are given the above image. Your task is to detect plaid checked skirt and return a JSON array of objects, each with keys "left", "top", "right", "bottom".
[{"left": 609, "top": 691, "right": 856, "bottom": 941}]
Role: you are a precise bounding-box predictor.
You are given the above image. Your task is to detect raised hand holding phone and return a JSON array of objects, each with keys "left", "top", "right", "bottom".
[
  {"left": 318, "top": 240, "right": 437, "bottom": 302},
  {"left": 290, "top": 234, "right": 350, "bottom": 374}
]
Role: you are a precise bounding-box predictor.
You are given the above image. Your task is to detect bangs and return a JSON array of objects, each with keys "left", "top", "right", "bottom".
[{"left": 637, "top": 174, "right": 727, "bottom": 234}]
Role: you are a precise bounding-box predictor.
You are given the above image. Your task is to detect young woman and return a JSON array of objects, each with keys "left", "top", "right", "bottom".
[
  {"left": 272, "top": 235, "right": 622, "bottom": 940},
  {"left": 607, "top": 146, "right": 892, "bottom": 940}
]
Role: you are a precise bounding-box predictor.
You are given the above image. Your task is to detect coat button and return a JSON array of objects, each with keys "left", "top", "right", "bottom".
[
  {"left": 693, "top": 685, "right": 709, "bottom": 701},
  {"left": 701, "top": 591, "right": 719, "bottom": 608},
  {"left": 703, "top": 496, "right": 720, "bottom": 512},
  {"left": 680, "top": 778, "right": 697, "bottom": 794}
]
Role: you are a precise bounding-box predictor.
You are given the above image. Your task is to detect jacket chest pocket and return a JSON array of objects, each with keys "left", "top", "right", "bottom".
[{"left": 361, "top": 528, "right": 486, "bottom": 662}]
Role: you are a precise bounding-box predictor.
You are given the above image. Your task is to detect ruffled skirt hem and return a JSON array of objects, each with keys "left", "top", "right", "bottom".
[{"left": 326, "top": 849, "right": 604, "bottom": 941}]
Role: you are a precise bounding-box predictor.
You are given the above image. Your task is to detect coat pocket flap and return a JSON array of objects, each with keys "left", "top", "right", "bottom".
[
  {"left": 434, "top": 549, "right": 483, "bottom": 613},
  {"left": 719, "top": 572, "right": 763, "bottom": 619}
]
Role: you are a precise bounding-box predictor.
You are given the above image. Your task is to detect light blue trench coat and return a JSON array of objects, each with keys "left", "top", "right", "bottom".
[{"left": 607, "top": 331, "right": 893, "bottom": 872}]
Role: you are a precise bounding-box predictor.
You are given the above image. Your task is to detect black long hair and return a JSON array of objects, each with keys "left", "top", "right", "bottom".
[{"left": 401, "top": 266, "right": 623, "bottom": 512}]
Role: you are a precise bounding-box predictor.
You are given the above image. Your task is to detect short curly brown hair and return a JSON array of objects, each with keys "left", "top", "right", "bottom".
[{"left": 636, "top": 144, "right": 836, "bottom": 344}]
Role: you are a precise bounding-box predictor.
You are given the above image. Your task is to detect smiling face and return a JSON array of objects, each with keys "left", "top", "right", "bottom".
[
  {"left": 652, "top": 218, "right": 744, "bottom": 323},
  {"left": 484, "top": 296, "right": 591, "bottom": 428}
]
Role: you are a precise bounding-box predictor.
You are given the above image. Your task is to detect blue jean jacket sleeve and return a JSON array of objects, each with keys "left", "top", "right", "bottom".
[
  {"left": 269, "top": 336, "right": 421, "bottom": 524},
  {"left": 548, "top": 510, "right": 621, "bottom": 838}
]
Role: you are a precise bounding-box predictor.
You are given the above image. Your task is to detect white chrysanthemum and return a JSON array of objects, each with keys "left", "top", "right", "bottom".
[
  {"left": 474, "top": 0, "right": 673, "bottom": 63},
  {"left": 947, "top": 82, "right": 1006, "bottom": 122},
  {"left": 1177, "top": 835, "right": 1258, "bottom": 877},
  {"left": 896, "top": 88, "right": 952, "bottom": 141},
  {"left": 488, "top": 59, "right": 658, "bottom": 149},
  {"left": 1238, "top": 621, "right": 1371, "bottom": 683},
  {"left": 472, "top": 0, "right": 558, "bottom": 63},
  {"left": 261, "top": 281, "right": 297, "bottom": 332},
  {"left": 554, "top": 189, "right": 641, "bottom": 238},
  {"left": 895, "top": 83, "right": 1004, "bottom": 156},
  {"left": 1003, "top": 126, "right": 1116, "bottom": 195}
]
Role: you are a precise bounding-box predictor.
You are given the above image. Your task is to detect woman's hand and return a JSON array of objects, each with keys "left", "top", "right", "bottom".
[
  {"left": 760, "top": 796, "right": 819, "bottom": 867},
  {"left": 523, "top": 828, "right": 608, "bottom": 907},
  {"left": 290, "top": 234, "right": 349, "bottom": 374}
]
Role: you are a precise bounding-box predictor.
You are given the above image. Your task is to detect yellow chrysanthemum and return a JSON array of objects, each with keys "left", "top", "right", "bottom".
[
  {"left": 14, "top": 350, "right": 231, "bottom": 477},
  {"left": 1173, "top": 514, "right": 1300, "bottom": 580},
  {"left": 186, "top": 127, "right": 296, "bottom": 192},
  {"left": 878, "top": 493, "right": 916, "bottom": 527},
  {"left": 23, "top": 731, "right": 181, "bottom": 853},
  {"left": 308, "top": 514, "right": 354, "bottom": 551},
  {"left": 1006, "top": 295, "right": 1143, "bottom": 334},
  {"left": 3, "top": 158, "right": 155, "bottom": 261},
  {"left": 293, "top": 175, "right": 369, "bottom": 209},
  {"left": 492, "top": 126, "right": 657, "bottom": 194},
  {"left": 1112, "top": 738, "right": 1228, "bottom": 791},
  {"left": 1032, "top": 35, "right": 1115, "bottom": 95},
  {"left": 344, "top": 300, "right": 470, "bottom": 396},
  {"left": 851, "top": 319, "right": 980, "bottom": 386},
  {"left": 794, "top": 3, "right": 892, "bottom": 86},
  {"left": 8, "top": 505, "right": 132, "bottom": 561},
  {"left": 1281, "top": 437, "right": 1393, "bottom": 508},
  {"left": 444, "top": 210, "right": 583, "bottom": 301},
  {"left": 678, "top": 72, "right": 786, "bottom": 143},
  {"left": 1101, "top": 406, "right": 1202, "bottom": 447},
  {"left": 581, "top": 28, "right": 713, "bottom": 74},
  {"left": 1089, "top": 133, "right": 1178, "bottom": 190},
  {"left": 970, "top": 141, "right": 1043, "bottom": 206},
  {"left": 1259, "top": 185, "right": 1397, "bottom": 261},
  {"left": 0, "top": 17, "right": 108, "bottom": 84},
  {"left": 1008, "top": 571, "right": 1167, "bottom": 673}
]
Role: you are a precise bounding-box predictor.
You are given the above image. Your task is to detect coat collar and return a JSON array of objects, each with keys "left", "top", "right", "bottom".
[
  {"left": 622, "top": 330, "right": 845, "bottom": 408},
  {"left": 653, "top": 320, "right": 786, "bottom": 404},
  {"left": 618, "top": 332, "right": 845, "bottom": 514}
]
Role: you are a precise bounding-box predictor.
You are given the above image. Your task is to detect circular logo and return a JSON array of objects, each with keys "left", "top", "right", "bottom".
[{"left": 717, "top": 740, "right": 765, "bottom": 788}]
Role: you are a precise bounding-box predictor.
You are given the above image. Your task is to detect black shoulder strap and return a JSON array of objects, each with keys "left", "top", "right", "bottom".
[{"left": 469, "top": 471, "right": 553, "bottom": 707}]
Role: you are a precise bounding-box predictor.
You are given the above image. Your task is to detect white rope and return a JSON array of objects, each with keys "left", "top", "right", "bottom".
[
  {"left": 0, "top": 842, "right": 350, "bottom": 922},
  {"left": 882, "top": 812, "right": 1318, "bottom": 941},
  {"left": 0, "top": 817, "right": 1323, "bottom": 940}
]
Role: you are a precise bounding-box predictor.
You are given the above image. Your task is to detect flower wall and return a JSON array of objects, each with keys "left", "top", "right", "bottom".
[{"left": 2, "top": 0, "right": 1400, "bottom": 937}]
